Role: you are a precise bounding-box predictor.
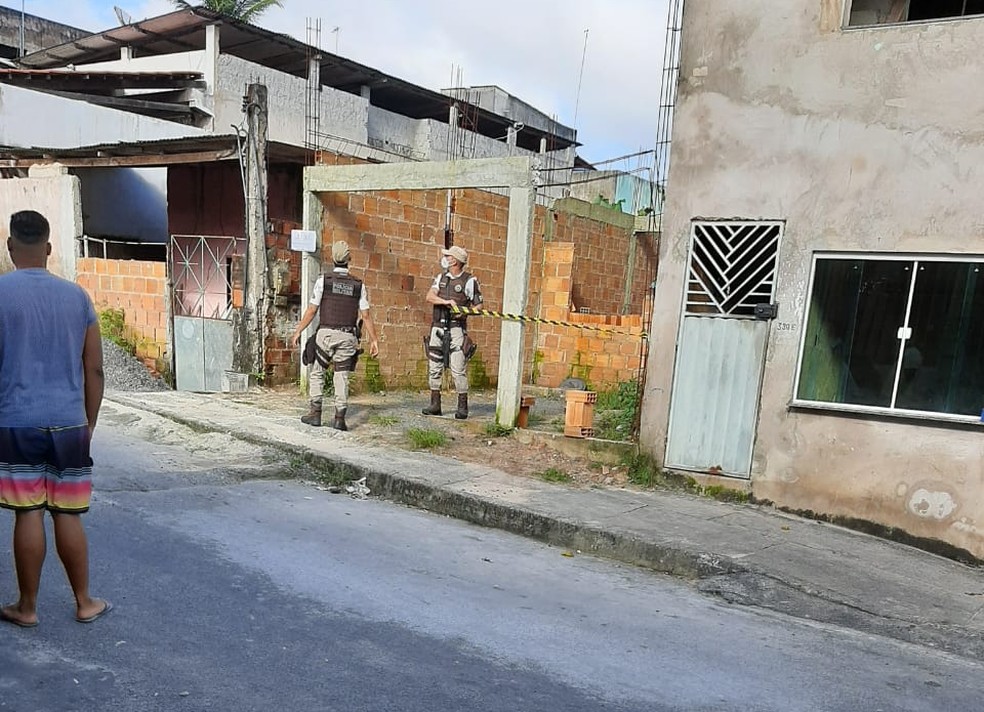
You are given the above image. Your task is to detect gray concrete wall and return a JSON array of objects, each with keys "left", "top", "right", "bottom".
[
  {"left": 639, "top": 1, "right": 984, "bottom": 558},
  {"left": 0, "top": 165, "right": 82, "bottom": 279},
  {"left": 442, "top": 86, "right": 576, "bottom": 144},
  {"left": 0, "top": 6, "right": 88, "bottom": 59},
  {"left": 366, "top": 106, "right": 432, "bottom": 160},
  {"left": 0, "top": 83, "right": 204, "bottom": 148},
  {"left": 215, "top": 54, "right": 368, "bottom": 148}
]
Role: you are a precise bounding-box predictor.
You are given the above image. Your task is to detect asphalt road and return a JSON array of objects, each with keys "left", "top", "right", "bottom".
[{"left": 0, "top": 403, "right": 981, "bottom": 711}]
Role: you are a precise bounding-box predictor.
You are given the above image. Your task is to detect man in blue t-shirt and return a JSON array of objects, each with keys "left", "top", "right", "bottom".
[{"left": 0, "top": 210, "right": 110, "bottom": 628}]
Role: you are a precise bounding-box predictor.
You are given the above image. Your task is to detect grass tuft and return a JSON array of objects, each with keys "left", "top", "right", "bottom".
[
  {"left": 406, "top": 428, "right": 448, "bottom": 449},
  {"left": 538, "top": 468, "right": 572, "bottom": 484}
]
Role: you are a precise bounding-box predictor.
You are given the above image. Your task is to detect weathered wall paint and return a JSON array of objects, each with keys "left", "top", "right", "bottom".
[
  {"left": 0, "top": 6, "right": 88, "bottom": 59},
  {"left": 0, "top": 165, "right": 81, "bottom": 279},
  {"left": 640, "top": 1, "right": 984, "bottom": 558}
]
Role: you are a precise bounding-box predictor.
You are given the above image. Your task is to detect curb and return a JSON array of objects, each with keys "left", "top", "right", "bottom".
[
  {"left": 107, "top": 395, "right": 984, "bottom": 662},
  {"left": 106, "top": 395, "right": 741, "bottom": 581},
  {"left": 368, "top": 471, "right": 743, "bottom": 579}
]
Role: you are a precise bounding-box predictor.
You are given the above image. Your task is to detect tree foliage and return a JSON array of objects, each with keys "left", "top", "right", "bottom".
[{"left": 169, "top": 0, "right": 283, "bottom": 22}]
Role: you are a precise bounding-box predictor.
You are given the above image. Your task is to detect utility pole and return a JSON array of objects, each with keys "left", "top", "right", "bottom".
[{"left": 233, "top": 83, "right": 269, "bottom": 378}]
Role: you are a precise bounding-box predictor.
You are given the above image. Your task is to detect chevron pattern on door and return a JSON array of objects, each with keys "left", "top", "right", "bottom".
[{"left": 686, "top": 222, "right": 782, "bottom": 317}]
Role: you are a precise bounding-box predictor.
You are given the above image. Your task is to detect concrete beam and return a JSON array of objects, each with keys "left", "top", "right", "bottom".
[
  {"left": 303, "top": 156, "right": 537, "bottom": 193},
  {"left": 302, "top": 155, "right": 540, "bottom": 427}
]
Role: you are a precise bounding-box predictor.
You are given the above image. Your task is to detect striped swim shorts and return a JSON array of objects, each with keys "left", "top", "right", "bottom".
[{"left": 0, "top": 426, "right": 93, "bottom": 513}]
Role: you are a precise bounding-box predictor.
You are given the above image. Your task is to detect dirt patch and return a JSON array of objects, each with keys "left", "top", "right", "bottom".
[{"left": 221, "top": 386, "right": 636, "bottom": 488}]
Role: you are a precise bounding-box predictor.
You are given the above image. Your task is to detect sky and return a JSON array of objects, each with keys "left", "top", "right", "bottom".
[{"left": 14, "top": 0, "right": 669, "bottom": 164}]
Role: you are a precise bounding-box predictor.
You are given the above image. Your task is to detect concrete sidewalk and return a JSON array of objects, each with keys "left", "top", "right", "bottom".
[{"left": 107, "top": 390, "right": 984, "bottom": 662}]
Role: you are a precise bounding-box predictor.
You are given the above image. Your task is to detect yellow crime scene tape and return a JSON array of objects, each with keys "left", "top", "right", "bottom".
[{"left": 450, "top": 306, "right": 649, "bottom": 339}]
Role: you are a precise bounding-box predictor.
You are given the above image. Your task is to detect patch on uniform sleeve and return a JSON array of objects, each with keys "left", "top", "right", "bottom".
[{"left": 332, "top": 281, "right": 355, "bottom": 296}]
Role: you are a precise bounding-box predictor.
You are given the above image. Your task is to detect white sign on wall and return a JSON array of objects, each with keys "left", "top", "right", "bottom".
[{"left": 290, "top": 229, "right": 317, "bottom": 252}]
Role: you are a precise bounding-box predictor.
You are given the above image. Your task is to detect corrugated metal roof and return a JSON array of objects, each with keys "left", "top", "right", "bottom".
[
  {"left": 17, "top": 8, "right": 577, "bottom": 152},
  {"left": 0, "top": 69, "right": 202, "bottom": 80},
  {"left": 0, "top": 135, "right": 308, "bottom": 167}
]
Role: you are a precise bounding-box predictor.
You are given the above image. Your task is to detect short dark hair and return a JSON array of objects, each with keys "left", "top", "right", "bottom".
[{"left": 9, "top": 210, "right": 50, "bottom": 245}]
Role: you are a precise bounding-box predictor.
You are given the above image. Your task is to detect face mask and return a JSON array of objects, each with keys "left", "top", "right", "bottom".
[{"left": 440, "top": 257, "right": 450, "bottom": 270}]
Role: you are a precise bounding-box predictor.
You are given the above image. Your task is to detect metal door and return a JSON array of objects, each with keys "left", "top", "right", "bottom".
[
  {"left": 665, "top": 221, "right": 782, "bottom": 477},
  {"left": 169, "top": 235, "right": 244, "bottom": 392}
]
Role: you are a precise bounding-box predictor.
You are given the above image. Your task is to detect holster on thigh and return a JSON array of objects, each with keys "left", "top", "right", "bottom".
[
  {"left": 336, "top": 348, "right": 362, "bottom": 373},
  {"left": 424, "top": 334, "right": 444, "bottom": 364}
]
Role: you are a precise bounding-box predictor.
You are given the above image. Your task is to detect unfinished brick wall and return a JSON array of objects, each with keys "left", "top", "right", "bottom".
[
  {"left": 303, "top": 152, "right": 647, "bottom": 392},
  {"left": 318, "top": 187, "right": 532, "bottom": 390},
  {"left": 533, "top": 244, "right": 647, "bottom": 388},
  {"left": 313, "top": 186, "right": 651, "bottom": 390},
  {"left": 550, "top": 201, "right": 657, "bottom": 316},
  {"left": 264, "top": 218, "right": 304, "bottom": 384},
  {"left": 76, "top": 258, "right": 168, "bottom": 371}
]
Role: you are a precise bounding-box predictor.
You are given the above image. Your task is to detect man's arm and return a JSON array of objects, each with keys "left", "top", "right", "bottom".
[
  {"left": 82, "top": 323, "right": 104, "bottom": 434},
  {"left": 467, "top": 276, "right": 483, "bottom": 307},
  {"left": 290, "top": 305, "right": 319, "bottom": 348},
  {"left": 425, "top": 287, "right": 454, "bottom": 307},
  {"left": 359, "top": 309, "right": 380, "bottom": 358}
]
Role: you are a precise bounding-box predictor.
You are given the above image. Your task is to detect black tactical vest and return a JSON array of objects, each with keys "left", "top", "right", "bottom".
[
  {"left": 432, "top": 271, "right": 479, "bottom": 326},
  {"left": 319, "top": 273, "right": 362, "bottom": 329}
]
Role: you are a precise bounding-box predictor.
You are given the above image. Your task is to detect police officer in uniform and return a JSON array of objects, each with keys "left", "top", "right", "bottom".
[
  {"left": 422, "top": 245, "right": 482, "bottom": 419},
  {"left": 291, "top": 241, "right": 379, "bottom": 431}
]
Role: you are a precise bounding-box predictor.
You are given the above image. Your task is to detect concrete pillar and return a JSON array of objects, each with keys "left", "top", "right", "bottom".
[
  {"left": 300, "top": 190, "right": 324, "bottom": 392},
  {"left": 496, "top": 183, "right": 536, "bottom": 427},
  {"left": 233, "top": 84, "right": 268, "bottom": 377},
  {"left": 360, "top": 85, "right": 371, "bottom": 100},
  {"left": 506, "top": 124, "right": 518, "bottom": 152},
  {"left": 205, "top": 24, "right": 220, "bottom": 99}
]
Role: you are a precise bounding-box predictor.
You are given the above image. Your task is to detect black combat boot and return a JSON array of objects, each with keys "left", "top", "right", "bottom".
[
  {"left": 301, "top": 404, "right": 322, "bottom": 427},
  {"left": 455, "top": 393, "right": 469, "bottom": 420},
  {"left": 422, "top": 390, "right": 442, "bottom": 416},
  {"left": 332, "top": 408, "right": 348, "bottom": 431}
]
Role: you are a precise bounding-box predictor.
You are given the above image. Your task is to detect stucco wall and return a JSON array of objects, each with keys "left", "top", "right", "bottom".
[
  {"left": 214, "top": 55, "right": 368, "bottom": 148},
  {"left": 0, "top": 166, "right": 81, "bottom": 279},
  {"left": 640, "top": 1, "right": 984, "bottom": 557},
  {"left": 367, "top": 106, "right": 430, "bottom": 159},
  {"left": 0, "top": 84, "right": 203, "bottom": 149}
]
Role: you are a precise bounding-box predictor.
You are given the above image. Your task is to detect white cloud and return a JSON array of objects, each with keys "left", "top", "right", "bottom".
[{"left": 46, "top": 0, "right": 669, "bottom": 162}]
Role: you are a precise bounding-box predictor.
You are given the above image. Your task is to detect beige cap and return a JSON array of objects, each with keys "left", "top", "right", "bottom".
[
  {"left": 331, "top": 240, "right": 351, "bottom": 264},
  {"left": 442, "top": 245, "right": 468, "bottom": 264}
]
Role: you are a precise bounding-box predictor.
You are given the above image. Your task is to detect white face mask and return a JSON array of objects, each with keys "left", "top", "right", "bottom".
[{"left": 440, "top": 257, "right": 450, "bottom": 270}]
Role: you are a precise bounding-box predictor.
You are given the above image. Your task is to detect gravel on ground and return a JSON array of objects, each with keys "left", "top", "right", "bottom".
[{"left": 102, "top": 338, "right": 169, "bottom": 392}]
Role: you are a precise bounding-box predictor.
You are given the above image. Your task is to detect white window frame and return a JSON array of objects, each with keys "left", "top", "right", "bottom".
[{"left": 792, "top": 251, "right": 984, "bottom": 425}]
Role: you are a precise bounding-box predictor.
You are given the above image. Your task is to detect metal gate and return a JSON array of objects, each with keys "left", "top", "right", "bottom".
[
  {"left": 169, "top": 235, "right": 245, "bottom": 392},
  {"left": 665, "top": 221, "right": 782, "bottom": 477}
]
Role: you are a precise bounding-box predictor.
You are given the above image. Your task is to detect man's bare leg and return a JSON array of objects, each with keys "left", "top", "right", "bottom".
[
  {"left": 1, "top": 509, "right": 46, "bottom": 626},
  {"left": 52, "top": 512, "right": 107, "bottom": 621}
]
